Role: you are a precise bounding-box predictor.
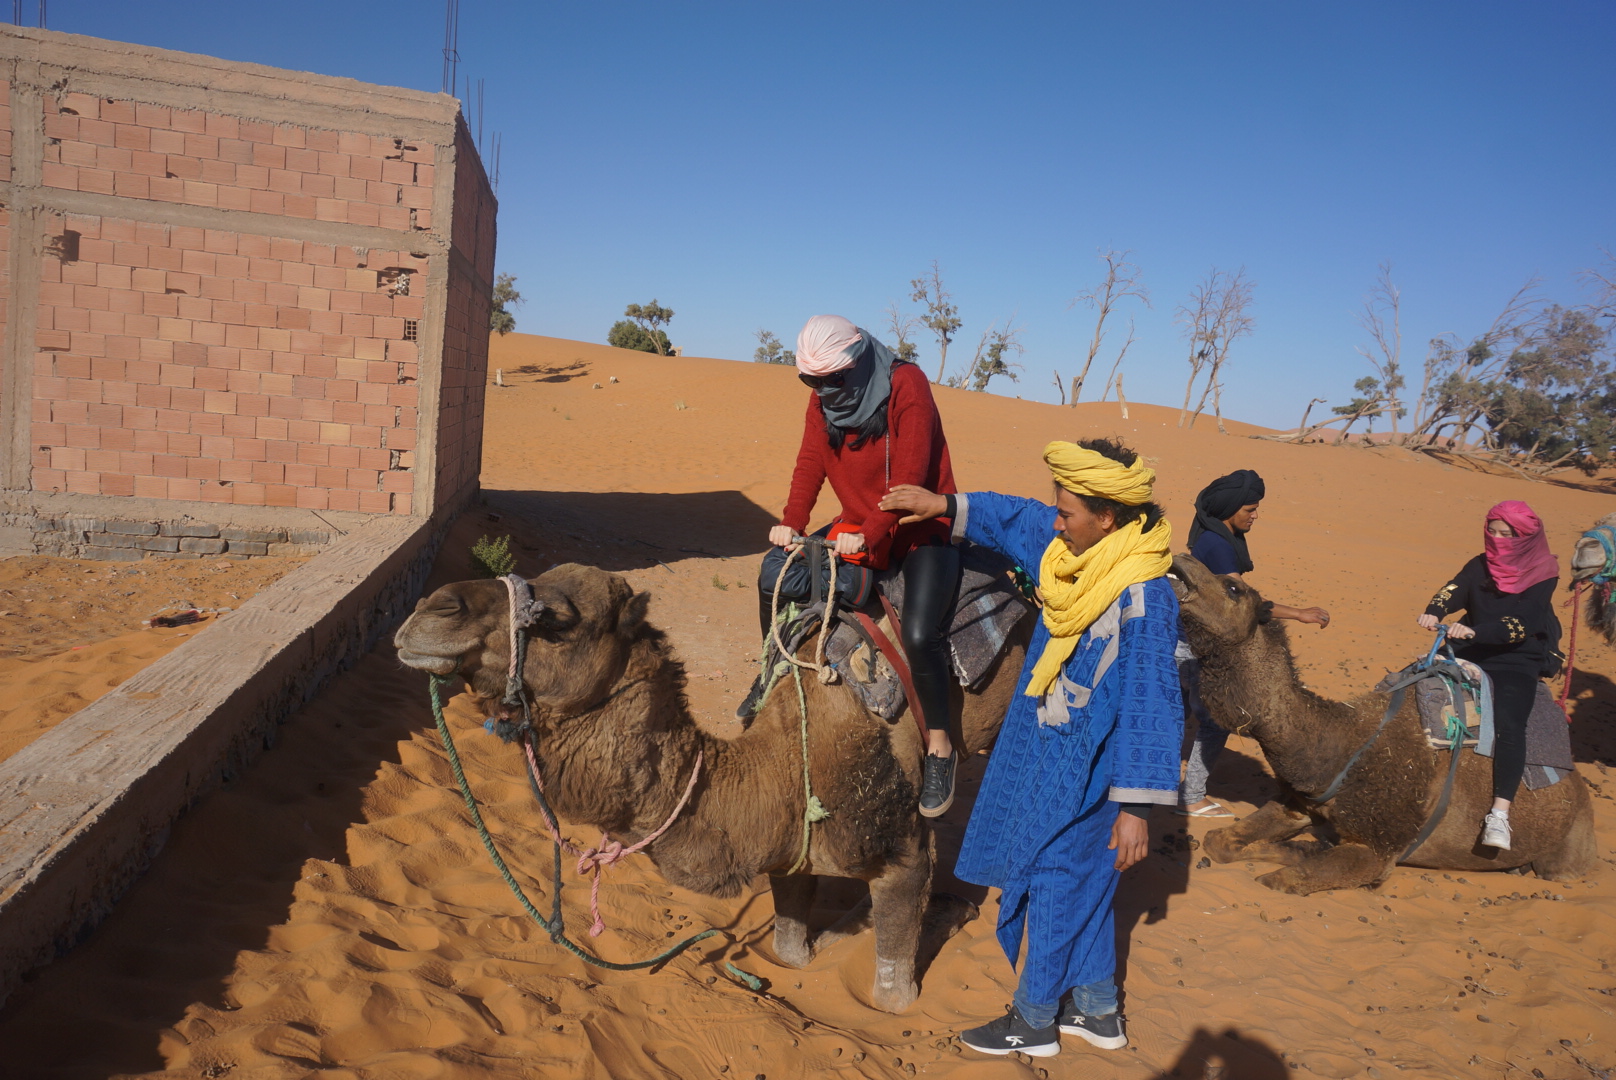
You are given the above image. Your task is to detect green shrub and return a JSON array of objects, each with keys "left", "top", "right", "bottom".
[{"left": 471, "top": 534, "right": 517, "bottom": 578}]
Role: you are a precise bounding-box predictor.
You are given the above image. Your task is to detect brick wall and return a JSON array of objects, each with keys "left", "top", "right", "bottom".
[
  {"left": 0, "top": 26, "right": 496, "bottom": 557},
  {"left": 30, "top": 215, "right": 425, "bottom": 513}
]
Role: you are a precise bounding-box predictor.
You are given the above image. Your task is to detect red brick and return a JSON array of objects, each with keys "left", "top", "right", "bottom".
[
  {"left": 328, "top": 488, "right": 361, "bottom": 512},
  {"left": 32, "top": 467, "right": 67, "bottom": 491},
  {"left": 295, "top": 486, "right": 330, "bottom": 510},
  {"left": 167, "top": 478, "right": 203, "bottom": 501},
  {"left": 65, "top": 471, "right": 101, "bottom": 495},
  {"left": 357, "top": 491, "right": 392, "bottom": 513}
]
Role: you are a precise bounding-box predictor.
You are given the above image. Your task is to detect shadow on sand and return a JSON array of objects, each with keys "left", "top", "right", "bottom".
[
  {"left": 1567, "top": 668, "right": 1616, "bottom": 768},
  {"left": 1151, "top": 1026, "right": 1291, "bottom": 1079},
  {"left": 482, "top": 488, "right": 778, "bottom": 574}
]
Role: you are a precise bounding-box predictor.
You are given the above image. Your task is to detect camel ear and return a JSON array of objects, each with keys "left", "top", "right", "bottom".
[
  {"left": 617, "top": 591, "right": 652, "bottom": 638},
  {"left": 1256, "top": 600, "right": 1275, "bottom": 625}
]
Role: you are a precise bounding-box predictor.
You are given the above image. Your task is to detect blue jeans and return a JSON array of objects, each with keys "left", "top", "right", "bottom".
[{"left": 1014, "top": 976, "right": 1117, "bottom": 1028}]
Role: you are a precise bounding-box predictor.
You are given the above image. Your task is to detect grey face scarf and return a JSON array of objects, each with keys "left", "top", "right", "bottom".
[{"left": 814, "top": 330, "right": 895, "bottom": 434}]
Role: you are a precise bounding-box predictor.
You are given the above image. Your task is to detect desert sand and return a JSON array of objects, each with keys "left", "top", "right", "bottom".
[
  {"left": 0, "top": 334, "right": 1611, "bottom": 1079},
  {"left": 0, "top": 554, "right": 304, "bottom": 763}
]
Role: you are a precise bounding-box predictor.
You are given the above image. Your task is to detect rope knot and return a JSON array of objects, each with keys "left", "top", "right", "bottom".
[{"left": 805, "top": 795, "right": 830, "bottom": 823}]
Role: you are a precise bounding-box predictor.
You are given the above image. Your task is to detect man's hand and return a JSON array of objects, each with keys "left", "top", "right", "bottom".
[
  {"left": 1109, "top": 812, "right": 1149, "bottom": 872},
  {"left": 879, "top": 484, "right": 948, "bottom": 525},
  {"left": 768, "top": 525, "right": 798, "bottom": 549},
  {"left": 833, "top": 531, "right": 866, "bottom": 557},
  {"left": 1293, "top": 606, "right": 1331, "bottom": 628},
  {"left": 1417, "top": 613, "right": 1439, "bottom": 632}
]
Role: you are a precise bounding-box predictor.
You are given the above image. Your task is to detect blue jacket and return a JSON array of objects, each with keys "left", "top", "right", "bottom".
[{"left": 951, "top": 491, "right": 1183, "bottom": 891}]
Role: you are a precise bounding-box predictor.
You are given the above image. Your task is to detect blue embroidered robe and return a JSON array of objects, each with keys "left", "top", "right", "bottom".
[{"left": 951, "top": 492, "right": 1183, "bottom": 1004}]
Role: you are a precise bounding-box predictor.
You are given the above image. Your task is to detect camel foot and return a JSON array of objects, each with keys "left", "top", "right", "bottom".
[
  {"left": 871, "top": 956, "right": 919, "bottom": 1013},
  {"left": 1234, "top": 838, "right": 1326, "bottom": 867},
  {"left": 1255, "top": 843, "right": 1391, "bottom": 895},
  {"left": 1204, "top": 802, "right": 1311, "bottom": 865}
]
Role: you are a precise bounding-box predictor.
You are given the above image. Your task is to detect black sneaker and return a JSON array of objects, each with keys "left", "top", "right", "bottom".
[
  {"left": 960, "top": 1005, "right": 1059, "bottom": 1058},
  {"left": 1058, "top": 1007, "right": 1127, "bottom": 1049},
  {"left": 735, "top": 675, "right": 766, "bottom": 721},
  {"left": 918, "top": 751, "right": 957, "bottom": 818}
]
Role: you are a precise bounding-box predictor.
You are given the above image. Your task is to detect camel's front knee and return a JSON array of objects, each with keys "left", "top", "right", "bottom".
[{"left": 1256, "top": 843, "right": 1391, "bottom": 895}]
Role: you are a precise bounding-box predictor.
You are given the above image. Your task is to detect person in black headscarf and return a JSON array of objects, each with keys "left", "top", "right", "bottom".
[{"left": 1177, "top": 469, "right": 1331, "bottom": 817}]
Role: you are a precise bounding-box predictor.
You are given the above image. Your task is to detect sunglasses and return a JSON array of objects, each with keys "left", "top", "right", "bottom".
[{"left": 798, "top": 371, "right": 846, "bottom": 390}]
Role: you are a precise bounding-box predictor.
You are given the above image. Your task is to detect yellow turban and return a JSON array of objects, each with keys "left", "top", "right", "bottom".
[{"left": 1025, "top": 442, "right": 1173, "bottom": 697}]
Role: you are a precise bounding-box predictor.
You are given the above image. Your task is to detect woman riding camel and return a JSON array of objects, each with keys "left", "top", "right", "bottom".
[
  {"left": 764, "top": 314, "right": 962, "bottom": 817},
  {"left": 1418, "top": 500, "right": 1562, "bottom": 852}
]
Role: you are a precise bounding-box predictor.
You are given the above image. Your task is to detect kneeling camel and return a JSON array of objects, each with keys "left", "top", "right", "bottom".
[
  {"left": 1170, "top": 554, "right": 1594, "bottom": 894},
  {"left": 394, "top": 563, "right": 1028, "bottom": 1011}
]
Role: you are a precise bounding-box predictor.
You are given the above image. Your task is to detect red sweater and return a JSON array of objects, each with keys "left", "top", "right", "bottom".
[{"left": 780, "top": 361, "right": 956, "bottom": 570}]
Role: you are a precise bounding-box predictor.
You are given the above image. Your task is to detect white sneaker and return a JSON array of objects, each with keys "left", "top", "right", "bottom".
[{"left": 1480, "top": 811, "right": 1512, "bottom": 851}]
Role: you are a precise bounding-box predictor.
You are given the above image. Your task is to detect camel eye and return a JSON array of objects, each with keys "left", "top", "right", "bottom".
[{"left": 1225, "top": 582, "right": 1240, "bottom": 598}]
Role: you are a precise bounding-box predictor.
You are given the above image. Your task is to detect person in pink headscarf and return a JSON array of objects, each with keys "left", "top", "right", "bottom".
[{"left": 1418, "top": 500, "right": 1563, "bottom": 851}]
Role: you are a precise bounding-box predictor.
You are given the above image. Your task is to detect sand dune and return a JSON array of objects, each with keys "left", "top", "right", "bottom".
[{"left": 0, "top": 334, "right": 1611, "bottom": 1079}]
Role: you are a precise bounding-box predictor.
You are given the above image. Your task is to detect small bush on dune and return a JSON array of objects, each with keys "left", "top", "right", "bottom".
[{"left": 471, "top": 535, "right": 517, "bottom": 578}]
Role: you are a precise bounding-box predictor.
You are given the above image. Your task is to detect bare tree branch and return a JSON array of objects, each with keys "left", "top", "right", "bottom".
[{"left": 1069, "top": 249, "right": 1149, "bottom": 405}]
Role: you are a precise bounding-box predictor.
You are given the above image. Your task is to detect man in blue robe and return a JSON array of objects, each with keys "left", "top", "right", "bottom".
[{"left": 880, "top": 437, "right": 1182, "bottom": 1058}]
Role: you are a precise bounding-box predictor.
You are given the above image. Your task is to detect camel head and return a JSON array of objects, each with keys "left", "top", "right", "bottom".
[
  {"left": 1571, "top": 512, "right": 1616, "bottom": 584},
  {"left": 394, "top": 563, "right": 652, "bottom": 718},
  {"left": 1167, "top": 553, "right": 1274, "bottom": 655}
]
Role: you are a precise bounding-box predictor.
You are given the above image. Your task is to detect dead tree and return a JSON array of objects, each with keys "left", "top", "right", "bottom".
[
  {"left": 1178, "top": 268, "right": 1256, "bottom": 429},
  {"left": 1069, "top": 249, "right": 1149, "bottom": 406},
  {"left": 909, "top": 261, "right": 961, "bottom": 383},
  {"left": 884, "top": 302, "right": 922, "bottom": 364},
  {"left": 1354, "top": 263, "right": 1407, "bottom": 439}
]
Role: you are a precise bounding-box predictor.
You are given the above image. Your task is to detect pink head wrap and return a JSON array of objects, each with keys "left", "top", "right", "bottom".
[
  {"left": 1484, "top": 500, "right": 1559, "bottom": 594},
  {"left": 796, "top": 314, "right": 863, "bottom": 376}
]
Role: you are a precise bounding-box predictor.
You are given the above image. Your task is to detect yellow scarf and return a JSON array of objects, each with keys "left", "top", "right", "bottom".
[{"left": 1025, "top": 442, "right": 1173, "bottom": 697}]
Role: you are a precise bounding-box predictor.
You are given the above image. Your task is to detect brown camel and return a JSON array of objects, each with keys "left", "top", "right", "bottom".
[
  {"left": 393, "top": 563, "right": 1028, "bottom": 1012},
  {"left": 1571, "top": 512, "right": 1614, "bottom": 644},
  {"left": 1169, "top": 553, "right": 1594, "bottom": 894}
]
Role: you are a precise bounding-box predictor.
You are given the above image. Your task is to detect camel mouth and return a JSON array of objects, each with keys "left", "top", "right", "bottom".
[
  {"left": 395, "top": 648, "right": 461, "bottom": 676},
  {"left": 1166, "top": 567, "right": 1194, "bottom": 603}
]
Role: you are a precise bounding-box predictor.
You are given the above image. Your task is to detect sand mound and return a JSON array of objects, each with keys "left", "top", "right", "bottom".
[{"left": 1, "top": 335, "right": 1612, "bottom": 1079}]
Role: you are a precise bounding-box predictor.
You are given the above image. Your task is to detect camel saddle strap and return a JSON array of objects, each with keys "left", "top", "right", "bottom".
[
  {"left": 1400, "top": 675, "right": 1470, "bottom": 862},
  {"left": 852, "top": 605, "right": 931, "bottom": 741},
  {"left": 1314, "top": 684, "right": 1409, "bottom": 803}
]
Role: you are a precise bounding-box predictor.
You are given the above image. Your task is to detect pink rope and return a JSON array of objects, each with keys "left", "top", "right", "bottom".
[
  {"left": 1558, "top": 581, "right": 1583, "bottom": 715},
  {"left": 499, "top": 572, "right": 704, "bottom": 936},
  {"left": 523, "top": 733, "right": 703, "bottom": 937}
]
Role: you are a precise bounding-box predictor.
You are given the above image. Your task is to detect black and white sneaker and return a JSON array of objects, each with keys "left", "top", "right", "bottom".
[
  {"left": 918, "top": 751, "right": 957, "bottom": 818},
  {"left": 1058, "top": 1007, "right": 1127, "bottom": 1050},
  {"left": 960, "top": 1005, "right": 1060, "bottom": 1057}
]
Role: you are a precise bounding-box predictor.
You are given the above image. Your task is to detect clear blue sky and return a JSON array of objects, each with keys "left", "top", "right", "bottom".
[{"left": 40, "top": 2, "right": 1616, "bottom": 426}]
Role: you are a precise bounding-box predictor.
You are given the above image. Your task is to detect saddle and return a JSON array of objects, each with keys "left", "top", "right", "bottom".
[
  {"left": 743, "top": 541, "right": 1034, "bottom": 728},
  {"left": 1374, "top": 659, "right": 1572, "bottom": 790}
]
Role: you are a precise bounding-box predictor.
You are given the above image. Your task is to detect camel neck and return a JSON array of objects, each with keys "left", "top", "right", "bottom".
[{"left": 1195, "top": 622, "right": 1368, "bottom": 798}]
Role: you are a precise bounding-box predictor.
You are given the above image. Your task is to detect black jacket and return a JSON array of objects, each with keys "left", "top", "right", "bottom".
[{"left": 1424, "top": 556, "right": 1560, "bottom": 676}]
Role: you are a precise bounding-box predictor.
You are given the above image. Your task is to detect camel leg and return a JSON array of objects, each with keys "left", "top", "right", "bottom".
[
  {"left": 769, "top": 874, "right": 818, "bottom": 969},
  {"left": 1255, "top": 843, "right": 1393, "bottom": 895},
  {"left": 1203, "top": 801, "right": 1313, "bottom": 865},
  {"left": 867, "top": 844, "right": 932, "bottom": 1013}
]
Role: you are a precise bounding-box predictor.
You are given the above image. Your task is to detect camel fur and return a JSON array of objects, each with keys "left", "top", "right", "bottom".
[
  {"left": 394, "top": 563, "right": 1028, "bottom": 1012},
  {"left": 1571, "top": 512, "right": 1615, "bottom": 645},
  {"left": 1169, "top": 554, "right": 1594, "bottom": 895}
]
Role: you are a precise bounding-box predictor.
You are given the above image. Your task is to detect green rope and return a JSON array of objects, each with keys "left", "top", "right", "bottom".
[
  {"left": 428, "top": 674, "right": 717, "bottom": 972},
  {"left": 783, "top": 662, "right": 830, "bottom": 876}
]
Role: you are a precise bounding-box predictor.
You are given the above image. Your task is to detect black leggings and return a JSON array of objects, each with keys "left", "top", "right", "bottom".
[
  {"left": 899, "top": 542, "right": 962, "bottom": 748},
  {"left": 1486, "top": 669, "right": 1537, "bottom": 802},
  {"left": 756, "top": 541, "right": 960, "bottom": 745}
]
